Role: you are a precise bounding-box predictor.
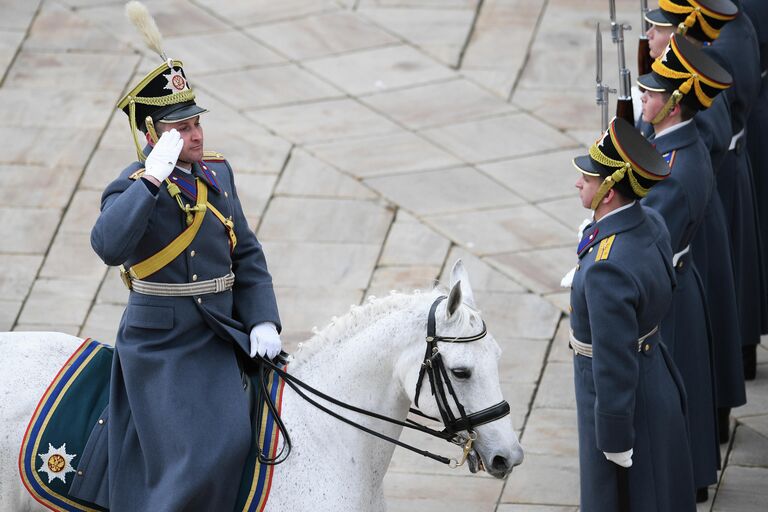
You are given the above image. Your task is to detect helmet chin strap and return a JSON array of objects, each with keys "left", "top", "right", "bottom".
[
  {"left": 590, "top": 164, "right": 629, "bottom": 210},
  {"left": 651, "top": 90, "right": 683, "bottom": 125}
]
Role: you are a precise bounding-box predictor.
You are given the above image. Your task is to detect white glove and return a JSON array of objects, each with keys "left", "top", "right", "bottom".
[
  {"left": 604, "top": 449, "right": 633, "bottom": 468},
  {"left": 560, "top": 266, "right": 577, "bottom": 288},
  {"left": 577, "top": 217, "right": 593, "bottom": 241},
  {"left": 144, "top": 129, "right": 183, "bottom": 182},
  {"left": 249, "top": 322, "right": 282, "bottom": 359}
]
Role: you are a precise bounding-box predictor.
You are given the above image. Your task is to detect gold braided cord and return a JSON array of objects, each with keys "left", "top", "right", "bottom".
[
  {"left": 128, "top": 101, "right": 146, "bottom": 162},
  {"left": 651, "top": 90, "right": 684, "bottom": 124},
  {"left": 587, "top": 144, "right": 651, "bottom": 210},
  {"left": 658, "top": 0, "right": 730, "bottom": 39},
  {"left": 131, "top": 89, "right": 196, "bottom": 107}
]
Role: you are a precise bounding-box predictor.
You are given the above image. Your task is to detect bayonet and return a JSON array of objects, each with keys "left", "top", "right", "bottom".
[
  {"left": 596, "top": 23, "right": 615, "bottom": 131},
  {"left": 638, "top": 0, "right": 652, "bottom": 76},
  {"left": 608, "top": 0, "right": 635, "bottom": 124}
]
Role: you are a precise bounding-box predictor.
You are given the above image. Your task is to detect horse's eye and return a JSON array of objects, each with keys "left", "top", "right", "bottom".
[{"left": 451, "top": 368, "right": 472, "bottom": 380}]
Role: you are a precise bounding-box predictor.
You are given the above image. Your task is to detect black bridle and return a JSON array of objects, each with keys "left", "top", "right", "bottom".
[{"left": 255, "top": 295, "right": 511, "bottom": 468}]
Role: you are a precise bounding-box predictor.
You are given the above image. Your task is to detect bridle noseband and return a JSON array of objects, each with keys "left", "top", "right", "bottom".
[{"left": 412, "top": 296, "right": 511, "bottom": 439}]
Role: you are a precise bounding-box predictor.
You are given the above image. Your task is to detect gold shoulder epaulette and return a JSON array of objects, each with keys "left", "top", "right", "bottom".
[
  {"left": 595, "top": 234, "right": 616, "bottom": 262},
  {"left": 203, "top": 150, "right": 225, "bottom": 161},
  {"left": 128, "top": 168, "right": 146, "bottom": 180}
]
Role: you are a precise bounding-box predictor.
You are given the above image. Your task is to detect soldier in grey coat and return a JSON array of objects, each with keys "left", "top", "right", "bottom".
[
  {"left": 69, "top": 19, "right": 283, "bottom": 511},
  {"left": 569, "top": 117, "right": 695, "bottom": 511}
]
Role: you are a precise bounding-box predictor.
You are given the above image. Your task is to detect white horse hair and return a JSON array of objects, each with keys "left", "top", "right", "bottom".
[{"left": 0, "top": 260, "right": 523, "bottom": 511}]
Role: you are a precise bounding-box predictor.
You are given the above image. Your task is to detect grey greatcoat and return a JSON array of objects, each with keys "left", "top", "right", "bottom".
[
  {"left": 70, "top": 146, "right": 281, "bottom": 511},
  {"left": 571, "top": 202, "right": 695, "bottom": 512},
  {"left": 642, "top": 121, "right": 725, "bottom": 488}
]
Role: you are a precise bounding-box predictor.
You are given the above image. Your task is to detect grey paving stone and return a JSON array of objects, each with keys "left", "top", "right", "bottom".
[
  {"left": 309, "top": 131, "right": 462, "bottom": 178},
  {"left": 535, "top": 196, "right": 588, "bottom": 233},
  {"left": 23, "top": 2, "right": 131, "bottom": 52},
  {"left": 232, "top": 173, "right": 277, "bottom": 228},
  {"left": 733, "top": 365, "right": 768, "bottom": 419},
  {"left": 39, "top": 232, "right": 106, "bottom": 281},
  {"left": 712, "top": 465, "right": 768, "bottom": 511},
  {"left": 5, "top": 51, "right": 133, "bottom": 91},
  {"left": 247, "top": 10, "right": 397, "bottom": 61},
  {"left": 59, "top": 190, "right": 102, "bottom": 235},
  {"left": 359, "top": 0, "right": 479, "bottom": 8},
  {"left": 0, "top": 0, "right": 42, "bottom": 31},
  {"left": 442, "top": 247, "right": 525, "bottom": 293},
  {"left": 497, "top": 338, "right": 549, "bottom": 385},
  {"left": 489, "top": 247, "right": 576, "bottom": 295},
  {"left": 512, "top": 88, "right": 599, "bottom": 132},
  {"left": 266, "top": 241, "right": 380, "bottom": 289},
  {"left": 728, "top": 422, "right": 768, "bottom": 467},
  {"left": 479, "top": 148, "right": 585, "bottom": 203},
  {"left": 80, "top": 303, "right": 122, "bottom": 345},
  {"left": 567, "top": 128, "right": 602, "bottom": 149},
  {"left": 383, "top": 471, "right": 505, "bottom": 509},
  {"left": 0, "top": 165, "right": 80, "bottom": 209},
  {"left": 360, "top": 7, "right": 476, "bottom": 68},
  {"left": 196, "top": 64, "right": 342, "bottom": 110},
  {"left": 497, "top": 505, "right": 577, "bottom": 512},
  {"left": 533, "top": 362, "right": 576, "bottom": 410},
  {"left": 275, "top": 148, "right": 376, "bottom": 199},
  {"left": 81, "top": 146, "right": 137, "bottom": 191},
  {"left": 549, "top": 318, "right": 574, "bottom": 364},
  {"left": 96, "top": 267, "right": 129, "bottom": 306},
  {"left": 205, "top": 132, "right": 291, "bottom": 177},
  {"left": 0, "top": 254, "right": 42, "bottom": 299},
  {"left": 366, "top": 165, "right": 522, "bottom": 215},
  {"left": 161, "top": 30, "right": 285, "bottom": 75},
  {"left": 259, "top": 197, "right": 393, "bottom": 244},
  {"left": 381, "top": 211, "right": 451, "bottom": 267},
  {"left": 738, "top": 414, "right": 768, "bottom": 442},
  {"left": 304, "top": 44, "right": 455, "bottom": 96},
  {"left": 0, "top": 300, "right": 22, "bottom": 331},
  {"left": 544, "top": 291, "right": 571, "bottom": 315},
  {"left": 521, "top": 408, "right": 579, "bottom": 457},
  {"left": 361, "top": 78, "right": 516, "bottom": 130},
  {"left": 501, "top": 380, "right": 537, "bottom": 432},
  {"left": 426, "top": 205, "right": 574, "bottom": 256},
  {"left": 0, "top": 89, "right": 115, "bottom": 130},
  {"left": 273, "top": 286, "right": 363, "bottom": 348},
  {"left": 478, "top": 291, "right": 561, "bottom": 341},
  {"left": 0, "top": 29, "right": 24, "bottom": 74},
  {"left": 250, "top": 98, "right": 401, "bottom": 144},
  {"left": 366, "top": 265, "right": 442, "bottom": 297},
  {"left": 421, "top": 113, "right": 577, "bottom": 164},
  {"left": 18, "top": 277, "right": 100, "bottom": 326},
  {"left": 0, "top": 126, "right": 102, "bottom": 169},
  {"left": 500, "top": 452, "right": 580, "bottom": 506},
  {"left": 0, "top": 207, "right": 60, "bottom": 254},
  {"left": 194, "top": 0, "right": 339, "bottom": 26}
]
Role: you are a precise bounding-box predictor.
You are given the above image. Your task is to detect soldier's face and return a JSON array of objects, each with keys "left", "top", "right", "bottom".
[
  {"left": 575, "top": 173, "right": 600, "bottom": 210},
  {"left": 158, "top": 116, "right": 204, "bottom": 164},
  {"left": 641, "top": 90, "right": 669, "bottom": 124},
  {"left": 647, "top": 25, "right": 675, "bottom": 59}
]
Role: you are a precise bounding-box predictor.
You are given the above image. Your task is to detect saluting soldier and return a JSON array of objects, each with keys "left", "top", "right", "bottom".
[
  {"left": 570, "top": 117, "right": 695, "bottom": 511},
  {"left": 68, "top": 3, "right": 283, "bottom": 510},
  {"left": 647, "top": 0, "right": 766, "bottom": 380},
  {"left": 638, "top": 34, "right": 738, "bottom": 501}
]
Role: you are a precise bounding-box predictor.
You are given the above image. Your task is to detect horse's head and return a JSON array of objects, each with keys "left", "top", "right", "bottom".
[{"left": 397, "top": 260, "right": 524, "bottom": 479}]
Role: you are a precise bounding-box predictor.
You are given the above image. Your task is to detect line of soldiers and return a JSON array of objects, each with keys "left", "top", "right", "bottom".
[{"left": 568, "top": 0, "right": 767, "bottom": 510}]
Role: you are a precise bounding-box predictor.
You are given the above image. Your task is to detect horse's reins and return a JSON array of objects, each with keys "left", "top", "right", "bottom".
[{"left": 253, "top": 295, "right": 511, "bottom": 469}]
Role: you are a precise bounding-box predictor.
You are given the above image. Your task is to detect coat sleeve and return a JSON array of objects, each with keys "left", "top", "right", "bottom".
[
  {"left": 583, "top": 260, "right": 641, "bottom": 453},
  {"left": 225, "top": 161, "right": 282, "bottom": 333},
  {"left": 90, "top": 175, "right": 159, "bottom": 266}
]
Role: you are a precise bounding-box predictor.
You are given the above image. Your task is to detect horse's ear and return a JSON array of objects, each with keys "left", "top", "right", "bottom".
[
  {"left": 449, "top": 259, "right": 475, "bottom": 308},
  {"left": 447, "top": 280, "right": 462, "bottom": 318}
]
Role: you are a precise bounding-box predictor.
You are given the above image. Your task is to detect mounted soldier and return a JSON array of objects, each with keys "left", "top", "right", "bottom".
[{"left": 69, "top": 3, "right": 283, "bottom": 510}]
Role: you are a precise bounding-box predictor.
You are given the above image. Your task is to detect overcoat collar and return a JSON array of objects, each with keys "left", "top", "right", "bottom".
[
  {"left": 142, "top": 144, "right": 221, "bottom": 202},
  {"left": 577, "top": 202, "right": 644, "bottom": 259},
  {"left": 651, "top": 120, "right": 700, "bottom": 155}
]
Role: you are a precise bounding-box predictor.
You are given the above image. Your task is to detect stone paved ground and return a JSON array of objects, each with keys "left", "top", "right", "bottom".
[{"left": 1, "top": 0, "right": 766, "bottom": 510}]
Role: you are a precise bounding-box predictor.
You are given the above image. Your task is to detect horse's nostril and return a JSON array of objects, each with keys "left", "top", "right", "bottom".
[{"left": 492, "top": 455, "right": 509, "bottom": 472}]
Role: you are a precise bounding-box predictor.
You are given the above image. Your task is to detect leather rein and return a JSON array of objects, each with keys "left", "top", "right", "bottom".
[{"left": 256, "top": 295, "right": 511, "bottom": 469}]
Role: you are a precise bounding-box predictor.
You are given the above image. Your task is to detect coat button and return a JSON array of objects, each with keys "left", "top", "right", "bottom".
[
  {"left": 644, "top": 343, "right": 650, "bottom": 352},
  {"left": 197, "top": 297, "right": 202, "bottom": 304},
  {"left": 224, "top": 191, "right": 228, "bottom": 198},
  {"left": 192, "top": 274, "right": 198, "bottom": 281},
  {"left": 190, "top": 250, "right": 196, "bottom": 257},
  {"left": 588, "top": 247, "right": 594, "bottom": 253},
  {"left": 78, "top": 470, "right": 83, "bottom": 476},
  {"left": 98, "top": 419, "right": 104, "bottom": 425}
]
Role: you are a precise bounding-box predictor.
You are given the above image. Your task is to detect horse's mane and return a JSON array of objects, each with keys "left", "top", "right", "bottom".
[{"left": 291, "top": 287, "right": 483, "bottom": 369}]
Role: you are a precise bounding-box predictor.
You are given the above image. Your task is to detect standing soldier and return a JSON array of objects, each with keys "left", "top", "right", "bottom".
[
  {"left": 570, "top": 117, "right": 695, "bottom": 511},
  {"left": 638, "top": 33, "right": 734, "bottom": 501},
  {"left": 68, "top": 3, "right": 283, "bottom": 510}
]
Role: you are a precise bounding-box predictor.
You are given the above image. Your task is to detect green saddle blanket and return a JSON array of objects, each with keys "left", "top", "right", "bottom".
[{"left": 19, "top": 338, "right": 286, "bottom": 512}]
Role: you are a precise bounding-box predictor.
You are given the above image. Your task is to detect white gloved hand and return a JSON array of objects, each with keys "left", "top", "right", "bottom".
[
  {"left": 604, "top": 449, "right": 633, "bottom": 468},
  {"left": 144, "top": 129, "right": 183, "bottom": 183},
  {"left": 577, "top": 217, "right": 593, "bottom": 241},
  {"left": 249, "top": 322, "right": 282, "bottom": 360}
]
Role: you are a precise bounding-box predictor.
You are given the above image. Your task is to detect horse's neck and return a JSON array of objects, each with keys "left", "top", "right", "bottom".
[{"left": 289, "top": 297, "right": 426, "bottom": 476}]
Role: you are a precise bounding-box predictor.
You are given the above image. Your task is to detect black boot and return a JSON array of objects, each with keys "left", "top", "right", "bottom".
[
  {"left": 743, "top": 344, "right": 757, "bottom": 381},
  {"left": 718, "top": 407, "right": 731, "bottom": 444},
  {"left": 696, "top": 487, "right": 709, "bottom": 503}
]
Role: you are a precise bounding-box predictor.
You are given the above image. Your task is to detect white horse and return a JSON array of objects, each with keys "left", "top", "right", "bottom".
[{"left": 0, "top": 261, "right": 523, "bottom": 511}]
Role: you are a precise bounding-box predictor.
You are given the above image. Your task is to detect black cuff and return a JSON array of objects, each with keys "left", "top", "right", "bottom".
[{"left": 141, "top": 176, "right": 159, "bottom": 195}]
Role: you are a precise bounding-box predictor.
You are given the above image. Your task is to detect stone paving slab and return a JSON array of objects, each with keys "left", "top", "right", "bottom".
[
  {"left": 489, "top": 247, "right": 576, "bottom": 296},
  {"left": 366, "top": 264, "right": 442, "bottom": 297},
  {"left": 380, "top": 210, "right": 451, "bottom": 267},
  {"left": 0, "top": 254, "right": 43, "bottom": 298},
  {"left": 712, "top": 465, "right": 768, "bottom": 512},
  {"left": 0, "top": 0, "right": 42, "bottom": 31},
  {"left": 275, "top": 148, "right": 377, "bottom": 199},
  {"left": 384, "top": 471, "right": 506, "bottom": 511},
  {"left": 18, "top": 277, "right": 100, "bottom": 327},
  {"left": 0, "top": 165, "right": 80, "bottom": 209},
  {"left": 0, "top": 207, "right": 61, "bottom": 254},
  {"left": 500, "top": 452, "right": 580, "bottom": 507},
  {"left": 0, "top": 300, "right": 22, "bottom": 332}
]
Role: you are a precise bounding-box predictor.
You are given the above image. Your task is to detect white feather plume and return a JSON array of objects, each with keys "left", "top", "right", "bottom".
[{"left": 125, "top": 1, "right": 167, "bottom": 61}]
